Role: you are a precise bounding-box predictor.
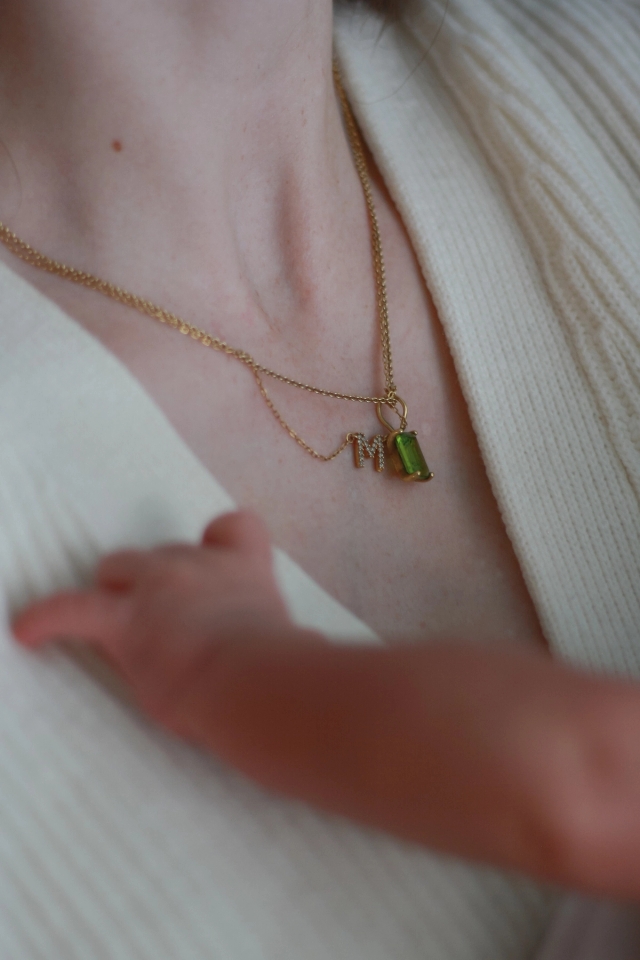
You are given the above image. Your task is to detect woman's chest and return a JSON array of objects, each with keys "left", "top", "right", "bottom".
[
  {"left": 1, "top": 246, "right": 547, "bottom": 650},
  {"left": 64, "top": 292, "right": 546, "bottom": 649}
]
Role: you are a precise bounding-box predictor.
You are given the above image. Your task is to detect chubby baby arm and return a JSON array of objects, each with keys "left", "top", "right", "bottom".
[{"left": 12, "top": 510, "right": 640, "bottom": 900}]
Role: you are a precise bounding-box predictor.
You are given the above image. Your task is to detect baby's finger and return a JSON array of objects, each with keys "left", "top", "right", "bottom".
[
  {"left": 202, "top": 510, "right": 272, "bottom": 559},
  {"left": 97, "top": 549, "right": 147, "bottom": 590},
  {"left": 12, "top": 589, "right": 131, "bottom": 652},
  {"left": 97, "top": 545, "right": 199, "bottom": 589}
]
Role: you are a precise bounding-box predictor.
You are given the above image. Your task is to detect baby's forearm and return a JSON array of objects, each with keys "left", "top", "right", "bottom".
[
  {"left": 14, "top": 511, "right": 640, "bottom": 900},
  {"left": 201, "top": 635, "right": 640, "bottom": 899}
]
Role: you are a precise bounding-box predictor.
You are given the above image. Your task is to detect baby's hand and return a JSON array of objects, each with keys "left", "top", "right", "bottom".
[
  {"left": 16, "top": 516, "right": 640, "bottom": 902},
  {"left": 12, "top": 510, "right": 297, "bottom": 742}
]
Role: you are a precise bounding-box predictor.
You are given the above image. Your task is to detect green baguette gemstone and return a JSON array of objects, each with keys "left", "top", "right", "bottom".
[{"left": 394, "top": 431, "right": 433, "bottom": 481}]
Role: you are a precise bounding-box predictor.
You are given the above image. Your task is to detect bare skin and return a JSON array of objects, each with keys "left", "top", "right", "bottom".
[{"left": 0, "top": 0, "right": 544, "bottom": 644}]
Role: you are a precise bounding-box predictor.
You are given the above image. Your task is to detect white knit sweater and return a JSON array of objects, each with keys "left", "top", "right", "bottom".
[{"left": 1, "top": 1, "right": 639, "bottom": 958}]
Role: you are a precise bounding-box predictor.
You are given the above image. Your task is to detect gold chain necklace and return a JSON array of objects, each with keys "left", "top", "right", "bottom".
[{"left": 0, "top": 63, "right": 433, "bottom": 482}]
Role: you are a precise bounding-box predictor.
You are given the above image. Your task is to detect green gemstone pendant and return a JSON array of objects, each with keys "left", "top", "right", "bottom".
[
  {"left": 345, "top": 396, "right": 435, "bottom": 482},
  {"left": 389, "top": 430, "right": 434, "bottom": 482}
]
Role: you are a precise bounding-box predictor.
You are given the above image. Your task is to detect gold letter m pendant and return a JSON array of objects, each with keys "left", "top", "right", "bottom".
[{"left": 351, "top": 433, "right": 386, "bottom": 472}]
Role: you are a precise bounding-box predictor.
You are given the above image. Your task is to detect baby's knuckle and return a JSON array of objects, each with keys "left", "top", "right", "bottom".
[{"left": 143, "top": 558, "right": 192, "bottom": 592}]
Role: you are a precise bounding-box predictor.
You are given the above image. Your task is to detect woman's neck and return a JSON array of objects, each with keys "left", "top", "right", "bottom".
[{"left": 0, "top": 0, "right": 372, "bottom": 336}]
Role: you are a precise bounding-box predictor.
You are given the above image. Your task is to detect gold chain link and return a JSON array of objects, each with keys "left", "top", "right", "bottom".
[{"left": 0, "top": 62, "right": 397, "bottom": 462}]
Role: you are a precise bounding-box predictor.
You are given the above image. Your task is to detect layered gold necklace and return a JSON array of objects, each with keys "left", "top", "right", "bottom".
[{"left": 0, "top": 63, "right": 433, "bottom": 482}]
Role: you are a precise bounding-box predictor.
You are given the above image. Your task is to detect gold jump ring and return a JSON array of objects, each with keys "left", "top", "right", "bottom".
[{"left": 375, "top": 395, "right": 408, "bottom": 432}]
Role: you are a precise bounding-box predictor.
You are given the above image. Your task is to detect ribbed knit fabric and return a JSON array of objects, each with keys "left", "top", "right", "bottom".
[
  {"left": 336, "top": 0, "right": 640, "bottom": 674},
  {"left": 1, "top": 2, "right": 638, "bottom": 958}
]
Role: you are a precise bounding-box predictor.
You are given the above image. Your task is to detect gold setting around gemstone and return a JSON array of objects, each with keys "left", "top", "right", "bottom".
[{"left": 387, "top": 430, "right": 434, "bottom": 482}]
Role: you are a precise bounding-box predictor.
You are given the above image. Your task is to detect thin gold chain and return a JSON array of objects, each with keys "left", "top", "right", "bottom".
[{"left": 0, "top": 63, "right": 397, "bottom": 462}]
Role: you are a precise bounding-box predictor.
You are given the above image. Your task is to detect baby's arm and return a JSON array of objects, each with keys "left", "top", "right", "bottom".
[{"left": 12, "top": 511, "right": 640, "bottom": 900}]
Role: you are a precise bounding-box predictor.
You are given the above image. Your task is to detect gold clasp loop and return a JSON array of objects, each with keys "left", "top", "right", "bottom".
[{"left": 375, "top": 395, "right": 408, "bottom": 433}]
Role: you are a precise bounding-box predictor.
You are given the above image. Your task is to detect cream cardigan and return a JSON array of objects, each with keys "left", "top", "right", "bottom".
[{"left": 1, "top": 1, "right": 639, "bottom": 957}]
